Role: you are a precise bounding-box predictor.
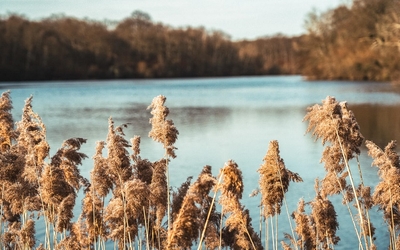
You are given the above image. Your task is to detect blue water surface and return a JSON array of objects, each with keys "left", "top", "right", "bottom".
[{"left": 1, "top": 75, "right": 399, "bottom": 249}]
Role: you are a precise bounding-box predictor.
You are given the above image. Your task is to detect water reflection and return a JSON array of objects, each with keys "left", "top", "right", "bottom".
[
  {"left": 351, "top": 104, "right": 400, "bottom": 148},
  {"left": 170, "top": 107, "right": 232, "bottom": 128}
]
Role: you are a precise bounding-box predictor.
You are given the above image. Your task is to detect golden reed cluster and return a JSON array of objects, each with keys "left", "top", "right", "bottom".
[{"left": 0, "top": 92, "right": 399, "bottom": 249}]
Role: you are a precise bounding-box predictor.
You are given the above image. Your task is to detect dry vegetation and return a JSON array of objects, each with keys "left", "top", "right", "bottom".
[{"left": 0, "top": 91, "right": 399, "bottom": 250}]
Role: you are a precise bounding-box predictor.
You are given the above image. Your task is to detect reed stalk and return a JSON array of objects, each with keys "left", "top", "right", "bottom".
[
  {"left": 167, "top": 163, "right": 171, "bottom": 230},
  {"left": 219, "top": 206, "right": 223, "bottom": 250},
  {"left": 365, "top": 140, "right": 400, "bottom": 250},
  {"left": 265, "top": 219, "right": 269, "bottom": 250},
  {"left": 147, "top": 95, "right": 179, "bottom": 232},
  {"left": 333, "top": 123, "right": 369, "bottom": 249},
  {"left": 0, "top": 186, "right": 3, "bottom": 250},
  {"left": 390, "top": 189, "right": 396, "bottom": 250},
  {"left": 278, "top": 169, "right": 298, "bottom": 250},
  {"left": 255, "top": 140, "right": 302, "bottom": 249},
  {"left": 143, "top": 206, "right": 150, "bottom": 250},
  {"left": 268, "top": 216, "right": 276, "bottom": 250},
  {"left": 356, "top": 156, "right": 374, "bottom": 248},
  {"left": 197, "top": 173, "right": 223, "bottom": 249},
  {"left": 304, "top": 96, "right": 375, "bottom": 249}
]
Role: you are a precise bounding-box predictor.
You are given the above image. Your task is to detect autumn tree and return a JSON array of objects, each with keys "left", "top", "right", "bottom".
[{"left": 299, "top": 0, "right": 400, "bottom": 81}]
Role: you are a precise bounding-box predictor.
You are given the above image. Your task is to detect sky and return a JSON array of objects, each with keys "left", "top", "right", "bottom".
[{"left": 1, "top": 0, "right": 347, "bottom": 40}]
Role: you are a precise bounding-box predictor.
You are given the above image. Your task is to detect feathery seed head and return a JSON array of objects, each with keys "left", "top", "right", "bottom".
[
  {"left": 0, "top": 91, "right": 15, "bottom": 152},
  {"left": 321, "top": 170, "right": 347, "bottom": 198},
  {"left": 366, "top": 140, "right": 400, "bottom": 226},
  {"left": 40, "top": 163, "right": 74, "bottom": 213},
  {"left": 168, "top": 195, "right": 200, "bottom": 249},
  {"left": 171, "top": 176, "right": 193, "bottom": 222},
  {"left": 304, "top": 96, "right": 364, "bottom": 160},
  {"left": 131, "top": 135, "right": 141, "bottom": 159},
  {"left": 148, "top": 95, "right": 179, "bottom": 158},
  {"left": 56, "top": 193, "right": 76, "bottom": 232},
  {"left": 150, "top": 159, "right": 168, "bottom": 227},
  {"left": 258, "top": 140, "right": 302, "bottom": 217},
  {"left": 124, "top": 179, "right": 150, "bottom": 218},
  {"left": 51, "top": 138, "right": 88, "bottom": 191},
  {"left": 15, "top": 95, "right": 50, "bottom": 184},
  {"left": 221, "top": 160, "right": 244, "bottom": 200},
  {"left": 106, "top": 117, "right": 132, "bottom": 184},
  {"left": 191, "top": 165, "right": 216, "bottom": 202},
  {"left": 219, "top": 161, "right": 263, "bottom": 249},
  {"left": 91, "top": 141, "right": 113, "bottom": 197},
  {"left": 366, "top": 140, "right": 399, "bottom": 174},
  {"left": 292, "top": 198, "right": 316, "bottom": 250},
  {"left": 81, "top": 185, "right": 106, "bottom": 241},
  {"left": 19, "top": 219, "right": 36, "bottom": 248},
  {"left": 311, "top": 190, "right": 340, "bottom": 247}
]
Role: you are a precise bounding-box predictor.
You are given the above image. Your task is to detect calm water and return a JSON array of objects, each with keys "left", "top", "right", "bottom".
[{"left": 1, "top": 75, "right": 400, "bottom": 249}]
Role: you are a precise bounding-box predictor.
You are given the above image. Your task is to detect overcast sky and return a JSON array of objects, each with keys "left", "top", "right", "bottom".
[{"left": 1, "top": 0, "right": 347, "bottom": 40}]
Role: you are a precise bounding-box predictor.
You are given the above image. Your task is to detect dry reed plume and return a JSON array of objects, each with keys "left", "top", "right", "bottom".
[
  {"left": 0, "top": 91, "right": 14, "bottom": 152},
  {"left": 304, "top": 96, "right": 375, "bottom": 249},
  {"left": 148, "top": 95, "right": 179, "bottom": 159},
  {"left": 0, "top": 91, "right": 398, "bottom": 249},
  {"left": 366, "top": 140, "right": 400, "bottom": 249},
  {"left": 281, "top": 179, "right": 341, "bottom": 250},
  {"left": 290, "top": 199, "right": 315, "bottom": 250},
  {"left": 148, "top": 95, "right": 179, "bottom": 235},
  {"left": 219, "top": 160, "right": 263, "bottom": 250},
  {"left": 304, "top": 96, "right": 363, "bottom": 196},
  {"left": 310, "top": 180, "right": 339, "bottom": 249},
  {"left": 258, "top": 140, "right": 303, "bottom": 218},
  {"left": 167, "top": 165, "right": 217, "bottom": 249},
  {"left": 255, "top": 140, "right": 302, "bottom": 250}
]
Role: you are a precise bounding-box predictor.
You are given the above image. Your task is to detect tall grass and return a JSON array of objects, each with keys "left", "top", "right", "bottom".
[{"left": 0, "top": 92, "right": 398, "bottom": 249}]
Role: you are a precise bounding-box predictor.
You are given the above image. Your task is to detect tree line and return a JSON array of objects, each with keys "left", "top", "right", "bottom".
[
  {"left": 1, "top": 0, "right": 399, "bottom": 82},
  {"left": 0, "top": 11, "right": 299, "bottom": 81}
]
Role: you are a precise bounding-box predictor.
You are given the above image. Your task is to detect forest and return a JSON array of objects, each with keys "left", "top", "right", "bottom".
[
  {"left": 0, "top": 11, "right": 298, "bottom": 81},
  {"left": 0, "top": 0, "right": 400, "bottom": 82},
  {"left": 299, "top": 0, "right": 400, "bottom": 81}
]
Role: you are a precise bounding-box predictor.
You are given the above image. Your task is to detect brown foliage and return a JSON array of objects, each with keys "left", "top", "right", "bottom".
[
  {"left": 0, "top": 13, "right": 298, "bottom": 81},
  {"left": 299, "top": 0, "right": 400, "bottom": 81}
]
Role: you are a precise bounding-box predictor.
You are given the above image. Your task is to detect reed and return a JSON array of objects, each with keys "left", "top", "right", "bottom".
[
  {"left": 148, "top": 95, "right": 179, "bottom": 233},
  {"left": 256, "top": 140, "right": 302, "bottom": 250},
  {"left": 366, "top": 140, "right": 400, "bottom": 249},
  {"left": 0, "top": 91, "right": 398, "bottom": 249},
  {"left": 219, "top": 160, "right": 263, "bottom": 250},
  {"left": 304, "top": 96, "right": 375, "bottom": 249},
  {"left": 167, "top": 165, "right": 216, "bottom": 249},
  {"left": 291, "top": 198, "right": 315, "bottom": 250},
  {"left": 0, "top": 91, "right": 14, "bottom": 152}
]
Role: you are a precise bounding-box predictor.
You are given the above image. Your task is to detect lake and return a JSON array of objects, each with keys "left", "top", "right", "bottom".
[{"left": 1, "top": 75, "right": 400, "bottom": 249}]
